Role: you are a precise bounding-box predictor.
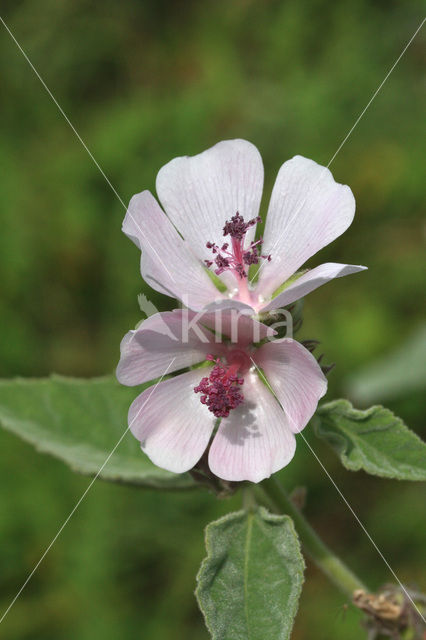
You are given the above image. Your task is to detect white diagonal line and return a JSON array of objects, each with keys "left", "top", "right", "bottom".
[
  {"left": 0, "top": 16, "right": 176, "bottom": 284},
  {"left": 2, "top": 7, "right": 424, "bottom": 624},
  {"left": 250, "top": 357, "right": 425, "bottom": 622},
  {"left": 0, "top": 357, "right": 176, "bottom": 626},
  {"left": 250, "top": 17, "right": 425, "bottom": 286},
  {"left": 297, "top": 429, "right": 426, "bottom": 623},
  {"left": 250, "top": 21, "right": 426, "bottom": 611},
  {"left": 327, "top": 17, "right": 425, "bottom": 168}
]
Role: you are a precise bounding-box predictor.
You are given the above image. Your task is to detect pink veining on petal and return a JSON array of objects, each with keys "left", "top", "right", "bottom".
[
  {"left": 261, "top": 262, "right": 367, "bottom": 312},
  {"left": 120, "top": 310, "right": 326, "bottom": 482},
  {"left": 128, "top": 369, "right": 215, "bottom": 474},
  {"left": 155, "top": 139, "right": 264, "bottom": 270},
  {"left": 124, "top": 142, "right": 365, "bottom": 314},
  {"left": 118, "top": 140, "right": 368, "bottom": 483},
  {"left": 257, "top": 155, "right": 357, "bottom": 298},
  {"left": 254, "top": 338, "right": 327, "bottom": 433},
  {"left": 208, "top": 371, "right": 296, "bottom": 483}
]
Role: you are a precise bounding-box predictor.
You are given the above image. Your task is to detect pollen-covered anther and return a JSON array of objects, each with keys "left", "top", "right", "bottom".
[
  {"left": 243, "top": 237, "right": 271, "bottom": 266},
  {"left": 204, "top": 212, "right": 271, "bottom": 281},
  {"left": 223, "top": 213, "right": 260, "bottom": 240},
  {"left": 194, "top": 355, "right": 244, "bottom": 418}
]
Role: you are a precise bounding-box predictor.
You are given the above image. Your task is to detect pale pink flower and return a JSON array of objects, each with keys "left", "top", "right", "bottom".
[
  {"left": 123, "top": 139, "right": 366, "bottom": 313},
  {"left": 116, "top": 310, "right": 327, "bottom": 483}
]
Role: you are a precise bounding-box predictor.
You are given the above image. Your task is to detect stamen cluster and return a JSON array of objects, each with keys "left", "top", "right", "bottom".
[
  {"left": 223, "top": 213, "right": 257, "bottom": 240},
  {"left": 194, "top": 355, "right": 244, "bottom": 418},
  {"left": 204, "top": 213, "right": 271, "bottom": 279}
]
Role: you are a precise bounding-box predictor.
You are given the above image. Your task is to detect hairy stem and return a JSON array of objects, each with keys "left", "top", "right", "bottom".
[{"left": 255, "top": 476, "right": 368, "bottom": 597}]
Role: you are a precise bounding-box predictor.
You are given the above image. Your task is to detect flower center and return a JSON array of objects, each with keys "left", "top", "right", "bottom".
[
  {"left": 204, "top": 212, "right": 271, "bottom": 281},
  {"left": 194, "top": 353, "right": 247, "bottom": 418}
]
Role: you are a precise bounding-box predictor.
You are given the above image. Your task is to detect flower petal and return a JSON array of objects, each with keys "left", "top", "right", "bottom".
[
  {"left": 123, "top": 191, "right": 222, "bottom": 310},
  {"left": 156, "top": 139, "right": 264, "bottom": 267},
  {"left": 197, "top": 308, "right": 276, "bottom": 345},
  {"left": 208, "top": 372, "right": 296, "bottom": 483},
  {"left": 262, "top": 262, "right": 367, "bottom": 311},
  {"left": 254, "top": 339, "right": 327, "bottom": 433},
  {"left": 129, "top": 369, "right": 215, "bottom": 474},
  {"left": 116, "top": 310, "right": 218, "bottom": 386},
  {"left": 257, "top": 156, "right": 356, "bottom": 297}
]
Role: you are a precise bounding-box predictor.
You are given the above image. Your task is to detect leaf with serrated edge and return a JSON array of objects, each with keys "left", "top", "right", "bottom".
[
  {"left": 196, "top": 508, "right": 305, "bottom": 640},
  {"left": 0, "top": 375, "right": 196, "bottom": 490},
  {"left": 314, "top": 399, "right": 426, "bottom": 481}
]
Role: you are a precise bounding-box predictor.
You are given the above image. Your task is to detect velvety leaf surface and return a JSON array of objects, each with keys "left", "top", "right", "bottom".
[
  {"left": 315, "top": 399, "right": 426, "bottom": 481},
  {"left": 196, "top": 508, "right": 305, "bottom": 640},
  {"left": 0, "top": 375, "right": 196, "bottom": 489}
]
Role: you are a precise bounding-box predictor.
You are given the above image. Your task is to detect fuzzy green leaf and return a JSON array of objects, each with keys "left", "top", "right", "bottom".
[
  {"left": 314, "top": 399, "right": 426, "bottom": 481},
  {"left": 0, "top": 375, "right": 196, "bottom": 490},
  {"left": 196, "top": 508, "right": 305, "bottom": 640}
]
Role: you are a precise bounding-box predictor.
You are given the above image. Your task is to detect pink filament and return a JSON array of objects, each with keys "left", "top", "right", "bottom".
[{"left": 204, "top": 213, "right": 271, "bottom": 280}]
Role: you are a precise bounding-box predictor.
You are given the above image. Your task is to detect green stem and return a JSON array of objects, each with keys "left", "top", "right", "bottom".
[
  {"left": 242, "top": 485, "right": 257, "bottom": 512},
  {"left": 256, "top": 477, "right": 368, "bottom": 598}
]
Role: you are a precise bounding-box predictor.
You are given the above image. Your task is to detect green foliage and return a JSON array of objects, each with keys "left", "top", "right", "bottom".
[
  {"left": 0, "top": 0, "right": 425, "bottom": 637},
  {"left": 346, "top": 324, "right": 426, "bottom": 404},
  {"left": 314, "top": 400, "right": 426, "bottom": 481},
  {"left": 196, "top": 508, "right": 305, "bottom": 640},
  {"left": 0, "top": 375, "right": 196, "bottom": 490}
]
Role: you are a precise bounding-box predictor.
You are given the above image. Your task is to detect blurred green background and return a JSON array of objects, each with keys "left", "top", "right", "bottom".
[{"left": 0, "top": 1, "right": 425, "bottom": 638}]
